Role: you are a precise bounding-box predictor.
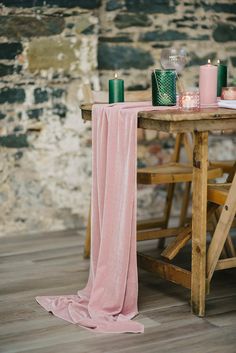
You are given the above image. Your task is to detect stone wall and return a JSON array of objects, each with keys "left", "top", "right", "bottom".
[
  {"left": 98, "top": 0, "right": 236, "bottom": 89},
  {"left": 0, "top": 2, "right": 100, "bottom": 235},
  {"left": 0, "top": 0, "right": 235, "bottom": 236}
]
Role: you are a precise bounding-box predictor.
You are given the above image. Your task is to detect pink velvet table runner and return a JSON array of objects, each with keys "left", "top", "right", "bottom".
[{"left": 35, "top": 102, "right": 177, "bottom": 334}]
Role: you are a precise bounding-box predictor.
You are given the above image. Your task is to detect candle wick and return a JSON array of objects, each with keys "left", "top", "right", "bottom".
[{"left": 207, "top": 59, "right": 211, "bottom": 64}]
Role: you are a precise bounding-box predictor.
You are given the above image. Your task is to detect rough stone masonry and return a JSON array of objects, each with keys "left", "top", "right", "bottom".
[{"left": 0, "top": 0, "right": 235, "bottom": 236}]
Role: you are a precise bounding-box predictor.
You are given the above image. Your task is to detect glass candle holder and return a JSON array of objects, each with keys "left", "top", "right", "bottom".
[
  {"left": 152, "top": 69, "right": 176, "bottom": 106},
  {"left": 179, "top": 91, "right": 200, "bottom": 110},
  {"left": 221, "top": 87, "right": 236, "bottom": 100}
]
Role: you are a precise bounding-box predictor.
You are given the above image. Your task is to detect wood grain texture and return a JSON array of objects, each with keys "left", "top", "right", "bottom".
[
  {"left": 137, "top": 163, "right": 222, "bottom": 184},
  {"left": 137, "top": 226, "right": 186, "bottom": 241},
  {"left": 208, "top": 184, "right": 231, "bottom": 205},
  {"left": 137, "top": 118, "right": 236, "bottom": 133},
  {"left": 81, "top": 104, "right": 236, "bottom": 122},
  {"left": 210, "top": 160, "right": 235, "bottom": 174},
  {"left": 80, "top": 104, "right": 236, "bottom": 133},
  {"left": 207, "top": 173, "right": 236, "bottom": 281},
  {"left": 191, "top": 131, "right": 208, "bottom": 317},
  {"left": 137, "top": 218, "right": 166, "bottom": 231},
  {"left": 161, "top": 225, "right": 192, "bottom": 260},
  {"left": 179, "top": 182, "right": 191, "bottom": 227},
  {"left": 1, "top": 229, "right": 236, "bottom": 353},
  {"left": 137, "top": 108, "right": 236, "bottom": 122},
  {"left": 137, "top": 252, "right": 191, "bottom": 289},
  {"left": 215, "top": 258, "right": 236, "bottom": 271}
]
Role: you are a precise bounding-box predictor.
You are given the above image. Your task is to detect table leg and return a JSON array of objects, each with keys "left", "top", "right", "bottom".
[{"left": 191, "top": 131, "right": 208, "bottom": 316}]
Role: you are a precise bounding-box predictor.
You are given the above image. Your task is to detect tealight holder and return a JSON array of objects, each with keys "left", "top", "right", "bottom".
[
  {"left": 178, "top": 91, "right": 200, "bottom": 110},
  {"left": 152, "top": 69, "right": 176, "bottom": 106},
  {"left": 221, "top": 87, "right": 236, "bottom": 100}
]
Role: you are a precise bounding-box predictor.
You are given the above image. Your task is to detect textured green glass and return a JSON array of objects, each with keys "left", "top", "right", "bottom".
[
  {"left": 217, "top": 64, "right": 227, "bottom": 97},
  {"left": 109, "top": 78, "right": 124, "bottom": 103},
  {"left": 152, "top": 69, "right": 176, "bottom": 106}
]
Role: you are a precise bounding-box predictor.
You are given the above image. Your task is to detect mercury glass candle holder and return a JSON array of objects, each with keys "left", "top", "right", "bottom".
[{"left": 179, "top": 91, "right": 200, "bottom": 110}]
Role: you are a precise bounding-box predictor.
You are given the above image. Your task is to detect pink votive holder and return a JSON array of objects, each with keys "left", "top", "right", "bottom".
[
  {"left": 179, "top": 91, "right": 200, "bottom": 110},
  {"left": 221, "top": 87, "right": 236, "bottom": 100}
]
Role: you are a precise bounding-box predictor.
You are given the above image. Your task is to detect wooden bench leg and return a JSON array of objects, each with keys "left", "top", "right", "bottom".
[
  {"left": 161, "top": 225, "right": 192, "bottom": 260},
  {"left": 179, "top": 182, "right": 191, "bottom": 227},
  {"left": 191, "top": 131, "right": 208, "bottom": 317},
  {"left": 137, "top": 218, "right": 166, "bottom": 231},
  {"left": 215, "top": 208, "right": 236, "bottom": 258},
  {"left": 210, "top": 211, "right": 228, "bottom": 259},
  {"left": 158, "top": 183, "right": 176, "bottom": 249},
  {"left": 207, "top": 173, "right": 236, "bottom": 282},
  {"left": 158, "top": 133, "right": 183, "bottom": 249},
  {"left": 225, "top": 235, "right": 236, "bottom": 258}
]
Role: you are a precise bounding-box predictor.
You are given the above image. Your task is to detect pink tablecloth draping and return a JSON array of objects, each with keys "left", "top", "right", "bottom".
[{"left": 35, "top": 102, "right": 177, "bottom": 333}]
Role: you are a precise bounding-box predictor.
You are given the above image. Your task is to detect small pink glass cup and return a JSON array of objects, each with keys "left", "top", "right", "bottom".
[
  {"left": 221, "top": 87, "right": 236, "bottom": 100},
  {"left": 179, "top": 91, "right": 200, "bottom": 110}
]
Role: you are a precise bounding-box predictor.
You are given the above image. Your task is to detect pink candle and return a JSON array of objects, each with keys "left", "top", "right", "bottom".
[{"left": 199, "top": 59, "right": 217, "bottom": 106}]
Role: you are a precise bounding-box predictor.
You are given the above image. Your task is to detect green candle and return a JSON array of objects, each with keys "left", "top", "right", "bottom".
[
  {"left": 217, "top": 60, "right": 227, "bottom": 97},
  {"left": 109, "top": 73, "right": 124, "bottom": 104}
]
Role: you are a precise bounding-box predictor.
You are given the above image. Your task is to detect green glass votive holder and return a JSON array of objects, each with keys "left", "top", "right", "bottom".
[{"left": 152, "top": 69, "right": 176, "bottom": 106}]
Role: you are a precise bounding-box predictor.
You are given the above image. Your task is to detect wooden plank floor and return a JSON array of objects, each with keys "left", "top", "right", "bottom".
[{"left": 1, "top": 229, "right": 236, "bottom": 353}]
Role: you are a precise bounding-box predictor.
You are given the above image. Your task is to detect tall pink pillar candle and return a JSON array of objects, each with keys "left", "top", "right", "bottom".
[{"left": 199, "top": 60, "right": 217, "bottom": 106}]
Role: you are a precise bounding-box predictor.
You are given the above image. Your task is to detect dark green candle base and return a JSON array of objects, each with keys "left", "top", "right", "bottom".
[
  {"left": 152, "top": 69, "right": 176, "bottom": 106},
  {"left": 109, "top": 78, "right": 124, "bottom": 103}
]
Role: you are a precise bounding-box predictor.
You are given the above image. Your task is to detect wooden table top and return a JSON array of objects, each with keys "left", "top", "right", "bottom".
[{"left": 80, "top": 103, "right": 236, "bottom": 133}]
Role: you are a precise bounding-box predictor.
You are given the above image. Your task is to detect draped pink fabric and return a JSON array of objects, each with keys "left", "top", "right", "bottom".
[{"left": 35, "top": 102, "right": 177, "bottom": 333}]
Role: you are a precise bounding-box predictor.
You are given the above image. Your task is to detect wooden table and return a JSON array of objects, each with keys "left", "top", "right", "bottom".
[{"left": 80, "top": 104, "right": 236, "bottom": 316}]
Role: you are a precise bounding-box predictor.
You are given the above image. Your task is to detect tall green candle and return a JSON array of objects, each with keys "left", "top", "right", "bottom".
[
  {"left": 217, "top": 59, "right": 227, "bottom": 97},
  {"left": 109, "top": 73, "right": 124, "bottom": 104}
]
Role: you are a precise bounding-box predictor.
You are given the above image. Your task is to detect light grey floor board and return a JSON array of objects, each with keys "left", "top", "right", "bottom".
[{"left": 1, "top": 229, "right": 236, "bottom": 353}]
